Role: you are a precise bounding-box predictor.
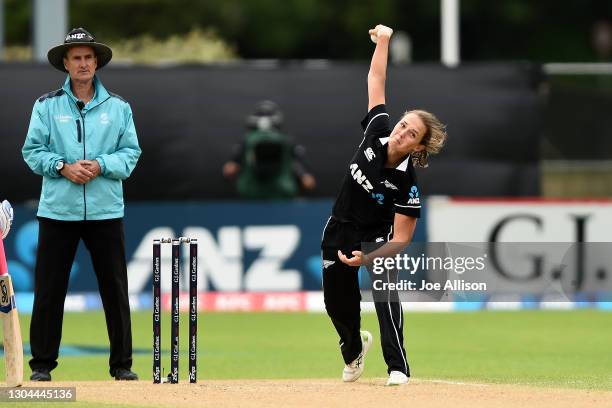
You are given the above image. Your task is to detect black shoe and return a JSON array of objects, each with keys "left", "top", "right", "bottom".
[
  {"left": 30, "top": 369, "right": 51, "bottom": 382},
  {"left": 113, "top": 368, "right": 138, "bottom": 381}
]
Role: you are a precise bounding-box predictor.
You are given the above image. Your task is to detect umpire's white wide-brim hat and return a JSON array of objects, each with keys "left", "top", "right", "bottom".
[{"left": 47, "top": 27, "right": 113, "bottom": 73}]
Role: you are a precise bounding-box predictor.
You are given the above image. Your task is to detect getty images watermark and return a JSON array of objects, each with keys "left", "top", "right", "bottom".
[
  {"left": 371, "top": 252, "right": 488, "bottom": 292},
  {"left": 360, "top": 242, "right": 612, "bottom": 302}
]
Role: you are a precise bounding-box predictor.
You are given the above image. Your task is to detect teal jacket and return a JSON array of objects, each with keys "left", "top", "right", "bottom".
[{"left": 22, "top": 76, "right": 141, "bottom": 221}]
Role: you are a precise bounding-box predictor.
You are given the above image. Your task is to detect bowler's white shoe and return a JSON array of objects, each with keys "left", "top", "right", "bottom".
[
  {"left": 342, "top": 330, "right": 373, "bottom": 382},
  {"left": 386, "top": 370, "right": 409, "bottom": 386}
]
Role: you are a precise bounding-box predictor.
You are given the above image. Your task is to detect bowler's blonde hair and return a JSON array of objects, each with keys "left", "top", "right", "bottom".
[{"left": 406, "top": 110, "right": 447, "bottom": 168}]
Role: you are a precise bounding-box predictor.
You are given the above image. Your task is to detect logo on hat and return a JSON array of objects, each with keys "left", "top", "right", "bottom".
[
  {"left": 47, "top": 28, "right": 113, "bottom": 73},
  {"left": 66, "top": 32, "right": 87, "bottom": 41}
]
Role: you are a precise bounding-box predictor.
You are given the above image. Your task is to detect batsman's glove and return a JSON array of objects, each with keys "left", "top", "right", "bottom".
[{"left": 0, "top": 199, "right": 14, "bottom": 239}]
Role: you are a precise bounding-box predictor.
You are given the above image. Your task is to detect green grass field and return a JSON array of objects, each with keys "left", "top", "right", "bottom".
[{"left": 2, "top": 310, "right": 611, "bottom": 391}]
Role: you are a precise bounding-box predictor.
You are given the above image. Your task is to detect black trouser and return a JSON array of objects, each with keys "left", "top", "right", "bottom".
[
  {"left": 321, "top": 217, "right": 410, "bottom": 376},
  {"left": 29, "top": 217, "right": 133, "bottom": 376}
]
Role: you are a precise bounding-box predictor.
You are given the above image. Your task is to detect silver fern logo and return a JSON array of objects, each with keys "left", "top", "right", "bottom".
[{"left": 381, "top": 180, "right": 398, "bottom": 190}]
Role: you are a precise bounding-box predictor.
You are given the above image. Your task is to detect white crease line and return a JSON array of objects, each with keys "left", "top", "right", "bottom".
[{"left": 423, "top": 379, "right": 490, "bottom": 387}]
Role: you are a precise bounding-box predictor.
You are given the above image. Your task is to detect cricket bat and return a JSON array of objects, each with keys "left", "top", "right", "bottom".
[{"left": 0, "top": 238, "right": 23, "bottom": 387}]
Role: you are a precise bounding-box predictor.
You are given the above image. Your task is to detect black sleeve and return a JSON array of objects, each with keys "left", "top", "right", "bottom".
[
  {"left": 360, "top": 104, "right": 391, "bottom": 137},
  {"left": 393, "top": 167, "right": 421, "bottom": 219}
]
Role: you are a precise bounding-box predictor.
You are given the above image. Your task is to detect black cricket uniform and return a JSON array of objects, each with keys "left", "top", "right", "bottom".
[{"left": 321, "top": 104, "right": 420, "bottom": 376}]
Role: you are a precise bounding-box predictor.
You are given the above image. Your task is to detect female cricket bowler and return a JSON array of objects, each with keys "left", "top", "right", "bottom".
[{"left": 321, "top": 24, "right": 447, "bottom": 386}]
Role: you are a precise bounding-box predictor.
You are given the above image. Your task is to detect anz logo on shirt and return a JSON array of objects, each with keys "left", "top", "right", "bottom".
[
  {"left": 350, "top": 163, "right": 385, "bottom": 205},
  {"left": 350, "top": 163, "right": 373, "bottom": 192},
  {"left": 407, "top": 185, "right": 420, "bottom": 205},
  {"left": 349, "top": 163, "right": 385, "bottom": 205}
]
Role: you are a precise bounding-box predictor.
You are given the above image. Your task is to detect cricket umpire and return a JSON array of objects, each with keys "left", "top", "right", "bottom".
[
  {"left": 321, "top": 24, "right": 446, "bottom": 386},
  {"left": 22, "top": 28, "right": 141, "bottom": 381}
]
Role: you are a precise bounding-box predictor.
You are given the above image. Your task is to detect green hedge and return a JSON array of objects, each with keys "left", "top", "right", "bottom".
[{"left": 4, "top": 0, "right": 612, "bottom": 61}]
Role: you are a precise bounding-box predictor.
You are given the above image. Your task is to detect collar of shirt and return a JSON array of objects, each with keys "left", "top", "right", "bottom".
[
  {"left": 62, "top": 74, "right": 110, "bottom": 112},
  {"left": 377, "top": 136, "right": 411, "bottom": 172}
]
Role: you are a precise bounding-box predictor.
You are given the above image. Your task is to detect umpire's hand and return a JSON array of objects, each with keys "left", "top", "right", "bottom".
[{"left": 60, "top": 161, "right": 95, "bottom": 184}]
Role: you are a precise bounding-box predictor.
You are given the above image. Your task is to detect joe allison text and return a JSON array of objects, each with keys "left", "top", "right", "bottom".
[{"left": 373, "top": 279, "right": 487, "bottom": 291}]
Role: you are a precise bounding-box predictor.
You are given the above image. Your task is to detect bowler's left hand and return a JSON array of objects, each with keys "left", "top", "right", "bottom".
[{"left": 338, "top": 250, "right": 366, "bottom": 267}]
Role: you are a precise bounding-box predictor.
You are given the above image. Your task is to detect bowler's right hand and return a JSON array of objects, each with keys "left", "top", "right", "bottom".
[{"left": 369, "top": 24, "right": 394, "bottom": 41}]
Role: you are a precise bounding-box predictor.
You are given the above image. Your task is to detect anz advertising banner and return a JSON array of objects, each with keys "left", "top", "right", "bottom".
[
  {"left": 4, "top": 200, "right": 427, "bottom": 295},
  {"left": 4, "top": 198, "right": 611, "bottom": 312}
]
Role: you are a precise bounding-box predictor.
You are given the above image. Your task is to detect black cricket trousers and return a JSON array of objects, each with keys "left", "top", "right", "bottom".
[
  {"left": 321, "top": 217, "right": 410, "bottom": 376},
  {"left": 29, "top": 217, "right": 133, "bottom": 375}
]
